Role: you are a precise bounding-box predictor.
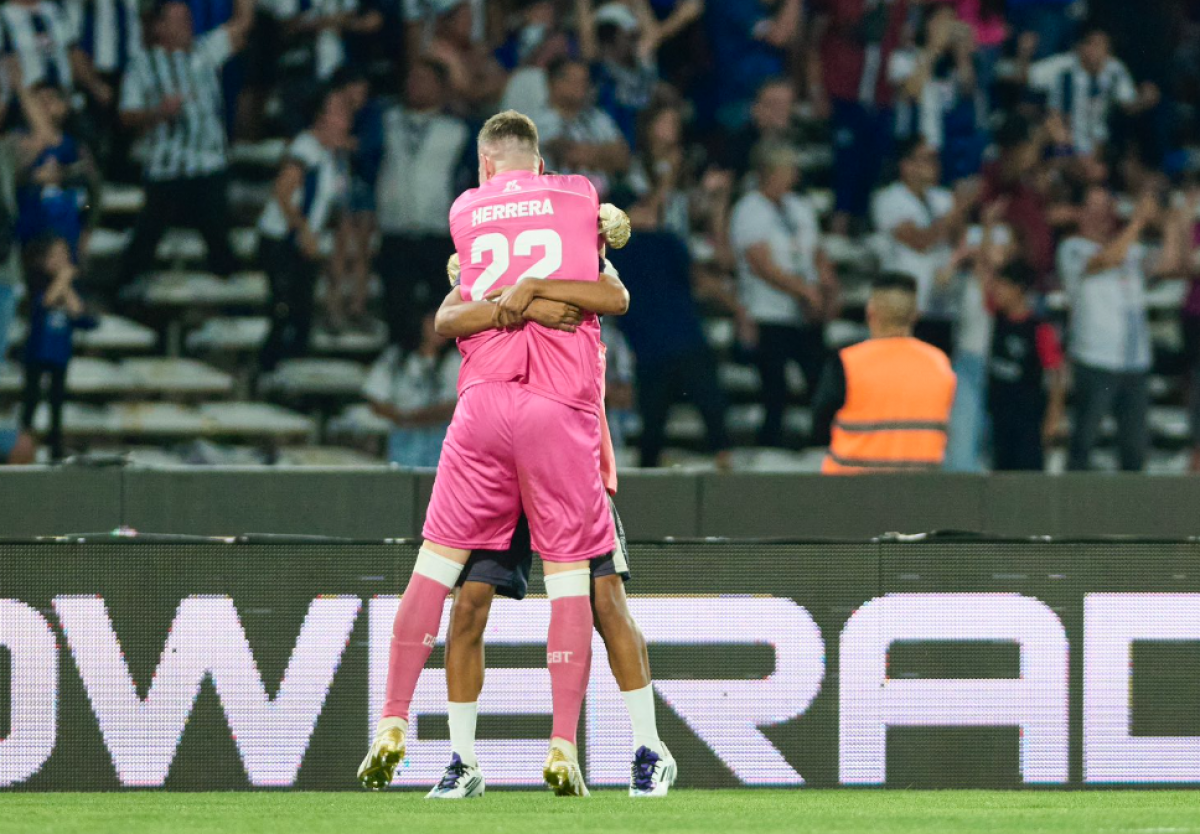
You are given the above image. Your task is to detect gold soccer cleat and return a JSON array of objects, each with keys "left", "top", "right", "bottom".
[
  {"left": 543, "top": 739, "right": 590, "bottom": 797},
  {"left": 358, "top": 721, "right": 407, "bottom": 791}
]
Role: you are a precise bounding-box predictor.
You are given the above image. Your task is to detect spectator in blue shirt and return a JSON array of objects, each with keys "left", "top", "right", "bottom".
[
  {"left": 705, "top": 0, "right": 800, "bottom": 129},
  {"left": 20, "top": 235, "right": 97, "bottom": 461},
  {"left": 609, "top": 195, "right": 730, "bottom": 468}
]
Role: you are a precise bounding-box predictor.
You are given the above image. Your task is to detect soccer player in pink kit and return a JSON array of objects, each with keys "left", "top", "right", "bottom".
[{"left": 358, "top": 111, "right": 668, "bottom": 797}]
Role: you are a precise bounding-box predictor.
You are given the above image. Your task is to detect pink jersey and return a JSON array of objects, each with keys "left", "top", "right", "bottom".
[{"left": 449, "top": 170, "right": 605, "bottom": 413}]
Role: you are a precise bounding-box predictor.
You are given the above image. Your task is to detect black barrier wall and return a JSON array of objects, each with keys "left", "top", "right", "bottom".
[
  {"left": 3, "top": 539, "right": 1200, "bottom": 790},
  {"left": 3, "top": 469, "right": 1200, "bottom": 540}
]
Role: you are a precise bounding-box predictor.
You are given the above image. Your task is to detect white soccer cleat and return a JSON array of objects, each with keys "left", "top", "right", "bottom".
[
  {"left": 629, "top": 745, "right": 677, "bottom": 797},
  {"left": 426, "top": 753, "right": 485, "bottom": 799},
  {"left": 543, "top": 739, "right": 590, "bottom": 797},
  {"left": 357, "top": 719, "right": 407, "bottom": 791}
]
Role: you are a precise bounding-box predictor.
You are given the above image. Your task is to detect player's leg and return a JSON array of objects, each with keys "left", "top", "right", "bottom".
[
  {"left": 590, "top": 502, "right": 677, "bottom": 797},
  {"left": 428, "top": 517, "right": 533, "bottom": 799},
  {"left": 514, "top": 388, "right": 613, "bottom": 797},
  {"left": 359, "top": 383, "right": 521, "bottom": 790}
]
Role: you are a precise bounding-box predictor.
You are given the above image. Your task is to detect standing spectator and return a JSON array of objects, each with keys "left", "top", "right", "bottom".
[
  {"left": 731, "top": 144, "right": 840, "bottom": 448},
  {"left": 577, "top": 0, "right": 659, "bottom": 147},
  {"left": 495, "top": 0, "right": 573, "bottom": 115},
  {"left": 627, "top": 100, "right": 692, "bottom": 239},
  {"left": 0, "top": 130, "right": 21, "bottom": 368},
  {"left": 1028, "top": 23, "right": 1161, "bottom": 159},
  {"left": 808, "top": 0, "right": 909, "bottom": 234},
  {"left": 717, "top": 77, "right": 797, "bottom": 183},
  {"left": 1059, "top": 188, "right": 1187, "bottom": 471},
  {"left": 258, "top": 90, "right": 353, "bottom": 371},
  {"left": 362, "top": 311, "right": 460, "bottom": 467},
  {"left": 20, "top": 234, "right": 97, "bottom": 461},
  {"left": 269, "top": 0, "right": 383, "bottom": 134},
  {"left": 889, "top": 3, "right": 990, "bottom": 183},
  {"left": 610, "top": 197, "right": 730, "bottom": 468},
  {"left": 1006, "top": 0, "right": 1077, "bottom": 60},
  {"left": 374, "top": 58, "right": 469, "bottom": 350},
  {"left": 422, "top": 0, "right": 507, "bottom": 116},
  {"left": 812, "top": 272, "right": 957, "bottom": 473},
  {"left": 68, "top": 0, "right": 144, "bottom": 180},
  {"left": 1178, "top": 187, "right": 1200, "bottom": 472},
  {"left": 0, "top": 0, "right": 111, "bottom": 104},
  {"left": 118, "top": 0, "right": 255, "bottom": 286},
  {"left": 872, "top": 136, "right": 976, "bottom": 354},
  {"left": 705, "top": 0, "right": 800, "bottom": 129},
  {"left": 985, "top": 260, "right": 1066, "bottom": 471},
  {"left": 531, "top": 57, "right": 630, "bottom": 199},
  {"left": 13, "top": 80, "right": 97, "bottom": 262}
]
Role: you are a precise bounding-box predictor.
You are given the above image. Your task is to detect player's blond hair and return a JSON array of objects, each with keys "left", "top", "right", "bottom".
[{"left": 477, "top": 110, "right": 540, "bottom": 156}]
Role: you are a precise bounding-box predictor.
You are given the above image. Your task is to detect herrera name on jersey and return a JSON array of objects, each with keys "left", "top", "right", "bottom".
[{"left": 471, "top": 198, "right": 555, "bottom": 227}]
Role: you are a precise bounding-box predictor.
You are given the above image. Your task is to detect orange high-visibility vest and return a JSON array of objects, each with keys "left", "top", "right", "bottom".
[{"left": 822, "top": 337, "right": 957, "bottom": 474}]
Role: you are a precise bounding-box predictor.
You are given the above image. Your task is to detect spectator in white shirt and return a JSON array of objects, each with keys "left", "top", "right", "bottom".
[
  {"left": 530, "top": 57, "right": 630, "bottom": 198},
  {"left": 872, "top": 135, "right": 977, "bottom": 354},
  {"left": 1058, "top": 186, "right": 1188, "bottom": 471},
  {"left": 0, "top": 0, "right": 111, "bottom": 107},
  {"left": 730, "top": 143, "right": 840, "bottom": 448},
  {"left": 1028, "top": 23, "right": 1160, "bottom": 158},
  {"left": 362, "top": 311, "right": 460, "bottom": 467},
  {"left": 374, "top": 59, "right": 470, "bottom": 350}
]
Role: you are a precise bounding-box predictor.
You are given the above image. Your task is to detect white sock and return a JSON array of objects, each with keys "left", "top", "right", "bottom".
[
  {"left": 448, "top": 701, "right": 479, "bottom": 766},
  {"left": 621, "top": 684, "right": 662, "bottom": 753}
]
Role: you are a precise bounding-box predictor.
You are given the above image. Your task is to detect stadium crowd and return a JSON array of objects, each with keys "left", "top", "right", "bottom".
[{"left": 1, "top": 0, "right": 1199, "bottom": 471}]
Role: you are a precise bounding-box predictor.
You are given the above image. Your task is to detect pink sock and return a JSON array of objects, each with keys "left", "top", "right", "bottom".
[
  {"left": 546, "top": 569, "right": 593, "bottom": 745},
  {"left": 382, "top": 549, "right": 463, "bottom": 720}
]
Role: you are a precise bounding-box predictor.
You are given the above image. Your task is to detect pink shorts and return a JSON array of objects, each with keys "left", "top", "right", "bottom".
[{"left": 423, "top": 382, "right": 613, "bottom": 562}]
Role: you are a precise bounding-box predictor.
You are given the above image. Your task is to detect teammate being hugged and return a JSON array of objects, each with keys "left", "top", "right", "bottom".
[{"left": 359, "top": 110, "right": 675, "bottom": 798}]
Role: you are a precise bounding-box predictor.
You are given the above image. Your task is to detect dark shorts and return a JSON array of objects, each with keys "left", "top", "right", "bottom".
[{"left": 456, "top": 496, "right": 630, "bottom": 601}]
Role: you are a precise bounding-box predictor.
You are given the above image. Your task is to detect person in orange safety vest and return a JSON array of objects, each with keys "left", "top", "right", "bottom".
[{"left": 812, "top": 273, "right": 956, "bottom": 473}]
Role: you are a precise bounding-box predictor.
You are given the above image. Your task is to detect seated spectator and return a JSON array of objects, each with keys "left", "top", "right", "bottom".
[
  {"left": 1059, "top": 188, "right": 1188, "bottom": 471},
  {"left": 731, "top": 144, "right": 840, "bottom": 448},
  {"left": 118, "top": 0, "right": 255, "bottom": 287},
  {"left": 20, "top": 234, "right": 97, "bottom": 461},
  {"left": 375, "top": 59, "right": 470, "bottom": 350},
  {"left": 269, "top": 0, "right": 383, "bottom": 135},
  {"left": 609, "top": 196, "right": 730, "bottom": 469},
  {"left": 531, "top": 57, "right": 630, "bottom": 199},
  {"left": 889, "top": 3, "right": 990, "bottom": 184},
  {"left": 985, "top": 260, "right": 1066, "bottom": 471},
  {"left": 872, "top": 136, "right": 977, "bottom": 354},
  {"left": 362, "top": 311, "right": 460, "bottom": 468},
  {"left": 13, "top": 81, "right": 97, "bottom": 263},
  {"left": 705, "top": 0, "right": 799, "bottom": 129},
  {"left": 717, "top": 77, "right": 797, "bottom": 184},
  {"left": 258, "top": 89, "right": 353, "bottom": 371},
  {"left": 808, "top": 0, "right": 909, "bottom": 234},
  {"left": 812, "top": 272, "right": 957, "bottom": 474},
  {"left": 1028, "top": 23, "right": 1160, "bottom": 159},
  {"left": 578, "top": 0, "right": 660, "bottom": 147}
]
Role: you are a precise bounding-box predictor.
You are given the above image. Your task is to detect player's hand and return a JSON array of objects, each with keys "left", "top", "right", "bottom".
[
  {"left": 524, "top": 299, "right": 581, "bottom": 332},
  {"left": 484, "top": 288, "right": 525, "bottom": 328},
  {"left": 446, "top": 253, "right": 460, "bottom": 287},
  {"left": 297, "top": 227, "right": 321, "bottom": 260},
  {"left": 599, "top": 203, "right": 631, "bottom": 249},
  {"left": 492, "top": 277, "right": 540, "bottom": 318}
]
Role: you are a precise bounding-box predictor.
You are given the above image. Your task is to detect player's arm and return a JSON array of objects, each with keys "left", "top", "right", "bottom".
[
  {"left": 435, "top": 288, "right": 584, "bottom": 338},
  {"left": 494, "top": 267, "right": 630, "bottom": 319}
]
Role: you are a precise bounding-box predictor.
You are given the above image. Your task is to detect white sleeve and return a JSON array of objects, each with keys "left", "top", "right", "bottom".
[
  {"left": 872, "top": 188, "right": 917, "bottom": 233},
  {"left": 730, "top": 197, "right": 773, "bottom": 251},
  {"left": 888, "top": 49, "right": 917, "bottom": 84},
  {"left": 198, "top": 27, "right": 234, "bottom": 68},
  {"left": 1057, "top": 238, "right": 1094, "bottom": 295},
  {"left": 1027, "top": 56, "right": 1059, "bottom": 93},
  {"left": 362, "top": 348, "right": 398, "bottom": 403},
  {"left": 1111, "top": 62, "right": 1137, "bottom": 105},
  {"left": 118, "top": 59, "right": 147, "bottom": 112}
]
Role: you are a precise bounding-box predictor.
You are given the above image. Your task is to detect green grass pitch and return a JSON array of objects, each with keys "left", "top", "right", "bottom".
[{"left": 5, "top": 791, "right": 1200, "bottom": 834}]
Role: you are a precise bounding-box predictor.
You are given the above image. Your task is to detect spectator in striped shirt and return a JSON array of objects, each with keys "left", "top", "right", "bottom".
[
  {"left": 0, "top": 0, "right": 113, "bottom": 113},
  {"left": 257, "top": 88, "right": 353, "bottom": 372},
  {"left": 1027, "top": 23, "right": 1161, "bottom": 159},
  {"left": 117, "top": 0, "right": 254, "bottom": 287}
]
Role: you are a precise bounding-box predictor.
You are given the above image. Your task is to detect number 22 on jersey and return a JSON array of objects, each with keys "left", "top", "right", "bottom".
[{"left": 469, "top": 229, "right": 563, "bottom": 301}]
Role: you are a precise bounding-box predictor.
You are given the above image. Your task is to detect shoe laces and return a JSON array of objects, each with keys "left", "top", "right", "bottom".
[
  {"left": 631, "top": 747, "right": 660, "bottom": 792},
  {"left": 437, "top": 756, "right": 468, "bottom": 790}
]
